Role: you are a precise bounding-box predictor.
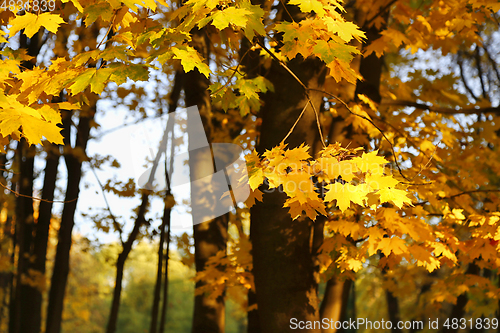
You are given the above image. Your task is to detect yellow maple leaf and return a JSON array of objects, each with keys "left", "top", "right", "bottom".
[
  {"left": 327, "top": 59, "right": 360, "bottom": 84},
  {"left": 325, "top": 182, "right": 368, "bottom": 212},
  {"left": 323, "top": 17, "right": 365, "bottom": 43},
  {"left": 317, "top": 157, "right": 358, "bottom": 182},
  {"left": 284, "top": 143, "right": 311, "bottom": 162},
  {"left": 378, "top": 187, "right": 413, "bottom": 209},
  {"left": 352, "top": 150, "right": 388, "bottom": 173},
  {"left": 244, "top": 188, "right": 263, "bottom": 207},
  {"left": 0, "top": 94, "right": 63, "bottom": 145},
  {"left": 288, "top": 0, "right": 326, "bottom": 16},
  {"left": 284, "top": 197, "right": 326, "bottom": 221},
  {"left": 378, "top": 236, "right": 407, "bottom": 256},
  {"left": 365, "top": 173, "right": 399, "bottom": 190},
  {"left": 363, "top": 37, "right": 388, "bottom": 57},
  {"left": 9, "top": 12, "right": 65, "bottom": 38}
]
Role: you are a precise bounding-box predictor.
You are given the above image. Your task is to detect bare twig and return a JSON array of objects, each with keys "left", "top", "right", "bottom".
[
  {"left": 88, "top": 162, "right": 123, "bottom": 239},
  {"left": 414, "top": 189, "right": 500, "bottom": 206},
  {"left": 310, "top": 88, "right": 411, "bottom": 181},
  {"left": 381, "top": 99, "right": 500, "bottom": 115},
  {"left": 0, "top": 181, "right": 77, "bottom": 203},
  {"left": 283, "top": 100, "right": 310, "bottom": 143}
]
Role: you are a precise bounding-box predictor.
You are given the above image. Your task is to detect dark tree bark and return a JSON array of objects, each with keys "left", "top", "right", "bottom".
[
  {"left": 250, "top": 54, "right": 327, "bottom": 332},
  {"left": 385, "top": 288, "right": 402, "bottom": 333},
  {"left": 22, "top": 143, "right": 60, "bottom": 333},
  {"left": 158, "top": 206, "right": 171, "bottom": 333},
  {"left": 22, "top": 93, "right": 64, "bottom": 333},
  {"left": 0, "top": 153, "right": 13, "bottom": 328},
  {"left": 45, "top": 106, "right": 94, "bottom": 333},
  {"left": 9, "top": 30, "right": 42, "bottom": 333},
  {"left": 320, "top": 278, "right": 353, "bottom": 333},
  {"left": 150, "top": 195, "right": 170, "bottom": 333},
  {"left": 441, "top": 263, "right": 479, "bottom": 333},
  {"left": 10, "top": 140, "right": 35, "bottom": 333},
  {"left": 183, "top": 28, "right": 229, "bottom": 333}
]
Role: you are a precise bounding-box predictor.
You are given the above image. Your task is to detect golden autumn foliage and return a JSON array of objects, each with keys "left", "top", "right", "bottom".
[{"left": 0, "top": 0, "right": 500, "bottom": 331}]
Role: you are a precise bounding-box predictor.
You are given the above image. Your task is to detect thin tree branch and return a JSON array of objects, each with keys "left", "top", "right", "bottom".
[
  {"left": 483, "top": 43, "right": 500, "bottom": 84},
  {"left": 256, "top": 39, "right": 326, "bottom": 147},
  {"left": 310, "top": 88, "right": 411, "bottom": 181},
  {"left": 474, "top": 46, "right": 489, "bottom": 100},
  {"left": 283, "top": 100, "right": 309, "bottom": 143},
  {"left": 88, "top": 162, "right": 123, "bottom": 241},
  {"left": 0, "top": 181, "right": 77, "bottom": 203},
  {"left": 457, "top": 53, "right": 479, "bottom": 101},
  {"left": 364, "top": 0, "right": 397, "bottom": 27},
  {"left": 381, "top": 99, "right": 500, "bottom": 115},
  {"left": 414, "top": 189, "right": 500, "bottom": 206}
]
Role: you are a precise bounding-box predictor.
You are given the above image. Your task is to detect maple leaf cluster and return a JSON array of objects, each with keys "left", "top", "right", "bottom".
[{"left": 245, "top": 142, "right": 412, "bottom": 220}]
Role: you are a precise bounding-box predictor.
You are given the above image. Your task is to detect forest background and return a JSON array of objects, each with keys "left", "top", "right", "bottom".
[{"left": 0, "top": 0, "right": 500, "bottom": 332}]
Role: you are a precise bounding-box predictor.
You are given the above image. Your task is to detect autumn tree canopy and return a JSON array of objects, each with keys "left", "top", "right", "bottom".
[{"left": 0, "top": 0, "right": 500, "bottom": 332}]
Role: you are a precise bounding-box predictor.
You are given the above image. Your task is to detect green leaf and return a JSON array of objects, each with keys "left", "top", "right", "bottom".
[{"left": 67, "top": 69, "right": 95, "bottom": 95}]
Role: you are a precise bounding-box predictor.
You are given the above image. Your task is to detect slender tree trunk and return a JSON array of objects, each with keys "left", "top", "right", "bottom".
[
  {"left": 183, "top": 27, "right": 229, "bottom": 333},
  {"left": 320, "top": 278, "right": 353, "bottom": 333},
  {"left": 23, "top": 94, "right": 64, "bottom": 333},
  {"left": 23, "top": 144, "right": 60, "bottom": 333},
  {"left": 0, "top": 153, "right": 13, "bottom": 329},
  {"left": 381, "top": 260, "right": 402, "bottom": 333},
  {"left": 106, "top": 192, "right": 149, "bottom": 333},
  {"left": 385, "top": 289, "right": 402, "bottom": 333},
  {"left": 45, "top": 106, "right": 94, "bottom": 333},
  {"left": 10, "top": 140, "right": 35, "bottom": 333},
  {"left": 159, "top": 102, "right": 177, "bottom": 333},
  {"left": 441, "top": 263, "right": 479, "bottom": 333},
  {"left": 150, "top": 71, "right": 181, "bottom": 333},
  {"left": 149, "top": 202, "right": 168, "bottom": 333},
  {"left": 158, "top": 207, "right": 171, "bottom": 333},
  {"left": 9, "top": 29, "right": 42, "bottom": 333}
]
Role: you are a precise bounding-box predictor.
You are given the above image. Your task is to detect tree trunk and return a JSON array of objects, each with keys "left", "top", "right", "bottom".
[
  {"left": 182, "top": 27, "right": 229, "bottom": 333},
  {"left": 22, "top": 143, "right": 60, "bottom": 333},
  {"left": 158, "top": 206, "right": 171, "bottom": 333},
  {"left": 45, "top": 106, "right": 94, "bottom": 333},
  {"left": 0, "top": 153, "right": 12, "bottom": 328},
  {"left": 10, "top": 140, "right": 35, "bottom": 333},
  {"left": 441, "top": 263, "right": 479, "bottom": 333},
  {"left": 385, "top": 288, "right": 402, "bottom": 333},
  {"left": 149, "top": 202, "right": 168, "bottom": 333},
  {"left": 9, "top": 29, "right": 42, "bottom": 333},
  {"left": 320, "top": 278, "right": 353, "bottom": 333},
  {"left": 250, "top": 51, "right": 327, "bottom": 332},
  {"left": 106, "top": 192, "right": 149, "bottom": 333},
  {"left": 149, "top": 70, "right": 181, "bottom": 333}
]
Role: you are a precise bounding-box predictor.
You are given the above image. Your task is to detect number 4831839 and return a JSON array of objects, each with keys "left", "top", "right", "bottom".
[
  {"left": 0, "top": 0, "right": 55, "bottom": 12},
  {"left": 443, "top": 318, "right": 498, "bottom": 330}
]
